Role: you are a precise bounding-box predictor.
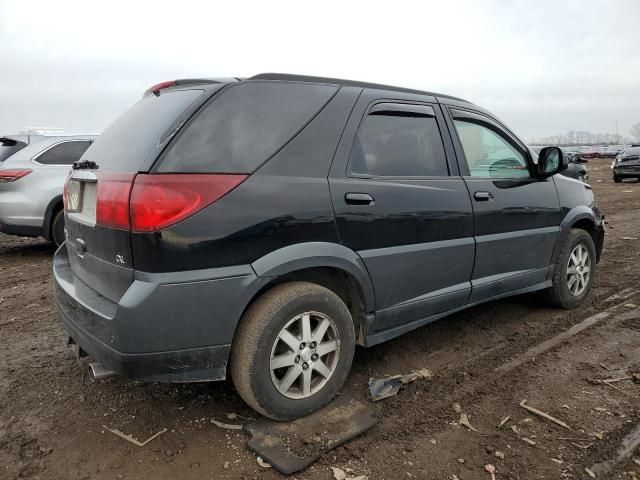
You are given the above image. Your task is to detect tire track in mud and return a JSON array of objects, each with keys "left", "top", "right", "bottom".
[{"left": 334, "top": 292, "right": 640, "bottom": 458}]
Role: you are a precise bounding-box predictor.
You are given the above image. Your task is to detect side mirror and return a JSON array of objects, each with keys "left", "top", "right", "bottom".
[{"left": 536, "top": 147, "right": 567, "bottom": 178}]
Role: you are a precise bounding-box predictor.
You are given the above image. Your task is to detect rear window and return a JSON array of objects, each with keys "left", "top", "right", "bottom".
[
  {"left": 157, "top": 81, "right": 338, "bottom": 173},
  {"left": 83, "top": 89, "right": 206, "bottom": 172},
  {"left": 0, "top": 138, "right": 27, "bottom": 163},
  {"left": 36, "top": 140, "right": 91, "bottom": 165}
]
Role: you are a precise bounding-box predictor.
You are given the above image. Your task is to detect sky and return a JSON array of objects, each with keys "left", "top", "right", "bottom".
[{"left": 1, "top": 0, "right": 639, "bottom": 142}]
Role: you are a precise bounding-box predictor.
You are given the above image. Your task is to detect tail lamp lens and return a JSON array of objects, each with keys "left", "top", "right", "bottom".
[
  {"left": 92, "top": 173, "right": 247, "bottom": 232},
  {"left": 0, "top": 169, "right": 32, "bottom": 183},
  {"left": 96, "top": 173, "right": 136, "bottom": 230},
  {"left": 129, "top": 174, "right": 247, "bottom": 232}
]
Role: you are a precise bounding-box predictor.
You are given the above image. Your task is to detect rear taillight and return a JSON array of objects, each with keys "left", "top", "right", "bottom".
[
  {"left": 0, "top": 169, "right": 32, "bottom": 183},
  {"left": 62, "top": 173, "right": 71, "bottom": 209},
  {"left": 96, "top": 173, "right": 136, "bottom": 230},
  {"left": 129, "top": 174, "right": 247, "bottom": 232}
]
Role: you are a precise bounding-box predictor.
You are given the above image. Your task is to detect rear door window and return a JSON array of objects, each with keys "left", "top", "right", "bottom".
[
  {"left": 349, "top": 105, "right": 449, "bottom": 177},
  {"left": 35, "top": 141, "right": 92, "bottom": 165},
  {"left": 0, "top": 138, "right": 27, "bottom": 163},
  {"left": 157, "top": 81, "right": 338, "bottom": 173}
]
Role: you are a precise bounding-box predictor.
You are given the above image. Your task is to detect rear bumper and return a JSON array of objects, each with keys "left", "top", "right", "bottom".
[
  {"left": 613, "top": 166, "right": 640, "bottom": 177},
  {"left": 53, "top": 243, "right": 267, "bottom": 382},
  {"left": 60, "top": 301, "right": 231, "bottom": 382}
]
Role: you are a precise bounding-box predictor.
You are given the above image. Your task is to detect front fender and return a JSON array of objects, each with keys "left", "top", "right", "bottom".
[{"left": 251, "top": 242, "right": 376, "bottom": 312}]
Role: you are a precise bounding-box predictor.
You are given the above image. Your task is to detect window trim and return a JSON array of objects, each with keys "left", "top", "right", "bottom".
[
  {"left": 369, "top": 102, "right": 436, "bottom": 117},
  {"left": 346, "top": 100, "right": 452, "bottom": 180},
  {"left": 448, "top": 108, "right": 534, "bottom": 179},
  {"left": 31, "top": 139, "right": 93, "bottom": 166}
]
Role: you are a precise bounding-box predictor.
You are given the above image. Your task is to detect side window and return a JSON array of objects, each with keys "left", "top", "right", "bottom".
[
  {"left": 350, "top": 110, "right": 448, "bottom": 177},
  {"left": 453, "top": 120, "right": 530, "bottom": 178},
  {"left": 36, "top": 141, "right": 91, "bottom": 165},
  {"left": 158, "top": 82, "right": 338, "bottom": 173}
]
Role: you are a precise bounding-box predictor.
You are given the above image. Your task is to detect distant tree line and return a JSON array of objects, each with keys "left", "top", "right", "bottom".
[{"left": 532, "top": 123, "right": 640, "bottom": 146}]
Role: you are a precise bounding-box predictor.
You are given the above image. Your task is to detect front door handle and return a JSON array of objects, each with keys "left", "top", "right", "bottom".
[
  {"left": 473, "top": 191, "right": 494, "bottom": 201},
  {"left": 345, "top": 192, "right": 375, "bottom": 205}
]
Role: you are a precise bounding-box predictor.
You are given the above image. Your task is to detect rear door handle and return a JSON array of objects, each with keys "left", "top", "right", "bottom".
[
  {"left": 345, "top": 192, "right": 375, "bottom": 205},
  {"left": 473, "top": 191, "right": 494, "bottom": 201}
]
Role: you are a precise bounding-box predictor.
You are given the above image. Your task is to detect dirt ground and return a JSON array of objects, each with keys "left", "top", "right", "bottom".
[{"left": 1, "top": 159, "right": 639, "bottom": 480}]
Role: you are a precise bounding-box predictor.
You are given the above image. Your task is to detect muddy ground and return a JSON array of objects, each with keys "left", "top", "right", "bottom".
[{"left": 1, "top": 159, "right": 639, "bottom": 480}]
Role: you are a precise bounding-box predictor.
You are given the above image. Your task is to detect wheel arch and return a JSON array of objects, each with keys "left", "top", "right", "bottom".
[
  {"left": 245, "top": 242, "right": 376, "bottom": 345},
  {"left": 42, "top": 194, "right": 63, "bottom": 241}
]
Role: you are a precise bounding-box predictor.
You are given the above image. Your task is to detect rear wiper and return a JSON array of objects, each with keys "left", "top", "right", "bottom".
[{"left": 72, "top": 159, "right": 99, "bottom": 170}]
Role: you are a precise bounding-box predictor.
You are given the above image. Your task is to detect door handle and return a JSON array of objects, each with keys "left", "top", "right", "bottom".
[
  {"left": 473, "top": 191, "right": 494, "bottom": 201},
  {"left": 345, "top": 192, "right": 375, "bottom": 205}
]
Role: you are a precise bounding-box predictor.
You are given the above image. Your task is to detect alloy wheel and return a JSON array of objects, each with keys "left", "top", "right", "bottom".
[
  {"left": 269, "top": 311, "right": 340, "bottom": 399},
  {"left": 566, "top": 243, "right": 591, "bottom": 296}
]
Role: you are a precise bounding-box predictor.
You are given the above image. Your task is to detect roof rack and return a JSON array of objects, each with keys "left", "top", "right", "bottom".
[
  {"left": 20, "top": 127, "right": 64, "bottom": 135},
  {"left": 249, "top": 73, "right": 471, "bottom": 103},
  {"left": 19, "top": 128, "right": 98, "bottom": 137}
]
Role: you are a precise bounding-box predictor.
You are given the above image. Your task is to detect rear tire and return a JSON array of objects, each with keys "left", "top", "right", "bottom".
[
  {"left": 51, "top": 209, "right": 65, "bottom": 247},
  {"left": 231, "top": 281, "right": 355, "bottom": 420},
  {"left": 545, "top": 228, "right": 596, "bottom": 309}
]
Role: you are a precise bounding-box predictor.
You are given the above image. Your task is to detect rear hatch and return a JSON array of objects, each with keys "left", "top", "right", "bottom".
[
  {"left": 64, "top": 86, "right": 214, "bottom": 302},
  {"left": 619, "top": 150, "right": 640, "bottom": 168}
]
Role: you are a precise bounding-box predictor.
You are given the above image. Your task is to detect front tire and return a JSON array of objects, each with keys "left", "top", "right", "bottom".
[
  {"left": 613, "top": 174, "right": 622, "bottom": 183},
  {"left": 546, "top": 228, "right": 596, "bottom": 309},
  {"left": 51, "top": 210, "right": 65, "bottom": 247},
  {"left": 231, "top": 281, "right": 355, "bottom": 420}
]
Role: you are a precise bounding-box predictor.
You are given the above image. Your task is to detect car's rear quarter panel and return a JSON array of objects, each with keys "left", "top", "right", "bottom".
[{"left": 131, "top": 87, "right": 362, "bottom": 272}]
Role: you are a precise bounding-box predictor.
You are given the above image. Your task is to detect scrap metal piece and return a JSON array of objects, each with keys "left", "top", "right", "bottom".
[
  {"left": 368, "top": 368, "right": 432, "bottom": 401},
  {"left": 102, "top": 425, "right": 167, "bottom": 447},
  {"left": 245, "top": 395, "right": 378, "bottom": 475}
]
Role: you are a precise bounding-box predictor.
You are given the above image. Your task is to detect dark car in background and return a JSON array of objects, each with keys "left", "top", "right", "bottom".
[
  {"left": 612, "top": 146, "right": 640, "bottom": 182},
  {"left": 53, "top": 74, "right": 605, "bottom": 420},
  {"left": 562, "top": 149, "right": 589, "bottom": 182}
]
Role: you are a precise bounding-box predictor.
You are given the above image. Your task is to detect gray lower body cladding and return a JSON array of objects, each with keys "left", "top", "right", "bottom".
[
  {"left": 53, "top": 243, "right": 268, "bottom": 382},
  {"left": 0, "top": 220, "right": 43, "bottom": 238}
]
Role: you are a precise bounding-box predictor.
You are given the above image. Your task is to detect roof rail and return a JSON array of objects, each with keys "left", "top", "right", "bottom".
[
  {"left": 249, "top": 73, "right": 471, "bottom": 103},
  {"left": 21, "top": 127, "right": 64, "bottom": 135}
]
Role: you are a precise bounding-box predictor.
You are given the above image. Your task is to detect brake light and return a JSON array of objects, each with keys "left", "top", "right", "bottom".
[
  {"left": 129, "top": 174, "right": 247, "bottom": 232},
  {"left": 96, "top": 173, "right": 136, "bottom": 230},
  {"left": 0, "top": 169, "right": 32, "bottom": 183},
  {"left": 145, "top": 80, "right": 176, "bottom": 97}
]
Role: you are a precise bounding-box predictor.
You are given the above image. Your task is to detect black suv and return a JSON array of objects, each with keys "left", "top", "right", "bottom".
[{"left": 53, "top": 74, "right": 604, "bottom": 420}]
